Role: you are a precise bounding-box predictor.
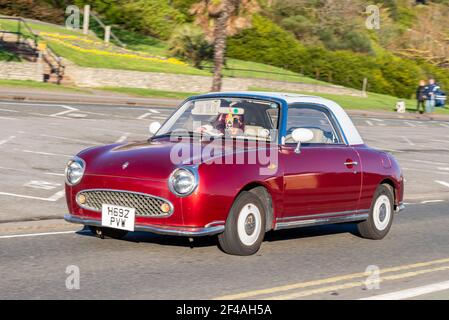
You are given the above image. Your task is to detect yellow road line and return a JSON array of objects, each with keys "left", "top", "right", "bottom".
[
  {"left": 213, "top": 257, "right": 449, "bottom": 300},
  {"left": 268, "top": 264, "right": 449, "bottom": 300}
]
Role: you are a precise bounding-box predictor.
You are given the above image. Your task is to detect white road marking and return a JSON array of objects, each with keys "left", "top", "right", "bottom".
[
  {"left": 431, "top": 139, "right": 448, "bottom": 144},
  {"left": 439, "top": 123, "right": 449, "bottom": 129},
  {"left": 0, "top": 116, "right": 18, "bottom": 120},
  {"left": 20, "top": 149, "right": 71, "bottom": 158},
  {"left": 0, "top": 135, "right": 16, "bottom": 146},
  {"left": 149, "top": 109, "right": 160, "bottom": 114},
  {"left": 47, "top": 189, "right": 65, "bottom": 201},
  {"left": 438, "top": 167, "right": 449, "bottom": 171},
  {"left": 411, "top": 159, "right": 449, "bottom": 166},
  {"left": 0, "top": 230, "right": 79, "bottom": 239},
  {"left": 361, "top": 280, "right": 449, "bottom": 300},
  {"left": 435, "top": 180, "right": 449, "bottom": 188},
  {"left": 67, "top": 113, "right": 87, "bottom": 118},
  {"left": 49, "top": 105, "right": 79, "bottom": 117},
  {"left": 365, "top": 120, "right": 374, "bottom": 126},
  {"left": 23, "top": 180, "right": 61, "bottom": 190},
  {"left": 369, "top": 118, "right": 384, "bottom": 122},
  {"left": 401, "top": 167, "right": 449, "bottom": 175},
  {"left": 29, "top": 112, "right": 72, "bottom": 119},
  {"left": 0, "top": 101, "right": 71, "bottom": 107},
  {"left": 404, "top": 121, "right": 417, "bottom": 127},
  {"left": 421, "top": 200, "right": 445, "bottom": 204},
  {"left": 115, "top": 133, "right": 129, "bottom": 143},
  {"left": 0, "top": 108, "right": 18, "bottom": 113},
  {"left": 44, "top": 172, "right": 65, "bottom": 177},
  {"left": 0, "top": 189, "right": 65, "bottom": 202},
  {"left": 401, "top": 136, "right": 414, "bottom": 146},
  {"left": 39, "top": 134, "right": 93, "bottom": 145},
  {"left": 137, "top": 112, "right": 153, "bottom": 120},
  {"left": 0, "top": 166, "right": 63, "bottom": 176},
  {"left": 377, "top": 147, "right": 402, "bottom": 153}
]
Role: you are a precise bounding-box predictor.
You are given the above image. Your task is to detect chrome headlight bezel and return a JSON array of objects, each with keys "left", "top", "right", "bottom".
[
  {"left": 168, "top": 167, "right": 199, "bottom": 197},
  {"left": 65, "top": 156, "right": 86, "bottom": 186}
]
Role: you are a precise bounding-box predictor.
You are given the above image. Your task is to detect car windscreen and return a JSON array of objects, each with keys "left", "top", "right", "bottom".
[{"left": 155, "top": 98, "right": 280, "bottom": 142}]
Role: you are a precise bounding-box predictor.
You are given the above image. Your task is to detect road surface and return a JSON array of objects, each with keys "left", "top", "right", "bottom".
[{"left": 0, "top": 100, "right": 449, "bottom": 300}]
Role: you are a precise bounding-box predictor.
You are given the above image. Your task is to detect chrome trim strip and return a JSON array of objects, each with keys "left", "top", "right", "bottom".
[
  {"left": 75, "top": 189, "right": 174, "bottom": 217},
  {"left": 276, "top": 209, "right": 370, "bottom": 222},
  {"left": 275, "top": 213, "right": 369, "bottom": 230},
  {"left": 64, "top": 214, "right": 225, "bottom": 237}
]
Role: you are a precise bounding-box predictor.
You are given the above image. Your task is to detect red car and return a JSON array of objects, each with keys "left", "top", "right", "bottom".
[{"left": 64, "top": 92, "right": 404, "bottom": 256}]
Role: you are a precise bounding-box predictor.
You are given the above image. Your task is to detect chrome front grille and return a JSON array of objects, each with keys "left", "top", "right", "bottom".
[{"left": 77, "top": 190, "right": 173, "bottom": 217}]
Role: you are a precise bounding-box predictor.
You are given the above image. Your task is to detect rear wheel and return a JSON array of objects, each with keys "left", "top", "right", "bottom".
[
  {"left": 357, "top": 184, "right": 394, "bottom": 240},
  {"left": 88, "top": 226, "right": 128, "bottom": 239},
  {"left": 218, "top": 191, "right": 266, "bottom": 256}
]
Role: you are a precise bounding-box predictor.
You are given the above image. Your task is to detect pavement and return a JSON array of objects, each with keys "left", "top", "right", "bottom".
[{"left": 0, "top": 98, "right": 449, "bottom": 300}]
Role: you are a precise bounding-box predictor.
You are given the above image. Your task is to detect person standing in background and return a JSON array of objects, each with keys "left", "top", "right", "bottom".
[
  {"left": 425, "top": 78, "right": 439, "bottom": 113},
  {"left": 416, "top": 80, "right": 426, "bottom": 114}
]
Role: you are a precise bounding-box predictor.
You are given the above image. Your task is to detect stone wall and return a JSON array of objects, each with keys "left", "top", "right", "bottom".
[
  {"left": 65, "top": 63, "right": 364, "bottom": 97},
  {"left": 0, "top": 59, "right": 364, "bottom": 97},
  {"left": 0, "top": 61, "right": 43, "bottom": 82}
]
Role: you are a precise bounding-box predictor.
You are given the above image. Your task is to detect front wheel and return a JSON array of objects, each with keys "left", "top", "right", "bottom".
[
  {"left": 357, "top": 184, "right": 394, "bottom": 240},
  {"left": 218, "top": 191, "right": 266, "bottom": 256}
]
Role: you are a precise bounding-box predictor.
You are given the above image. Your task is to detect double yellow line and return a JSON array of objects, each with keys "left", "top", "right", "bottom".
[{"left": 213, "top": 257, "right": 449, "bottom": 300}]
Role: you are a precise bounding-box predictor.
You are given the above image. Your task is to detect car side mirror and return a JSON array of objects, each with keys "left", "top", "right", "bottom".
[
  {"left": 291, "top": 128, "right": 314, "bottom": 154},
  {"left": 149, "top": 122, "right": 161, "bottom": 135}
]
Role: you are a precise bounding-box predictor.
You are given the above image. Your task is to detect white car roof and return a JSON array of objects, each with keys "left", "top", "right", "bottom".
[{"left": 201, "top": 91, "right": 364, "bottom": 145}]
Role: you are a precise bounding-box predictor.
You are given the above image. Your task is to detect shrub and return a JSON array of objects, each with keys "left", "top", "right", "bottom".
[
  {"left": 227, "top": 15, "right": 306, "bottom": 70},
  {"left": 168, "top": 24, "right": 213, "bottom": 68},
  {"left": 74, "top": 0, "right": 186, "bottom": 39},
  {"left": 0, "top": 49, "right": 21, "bottom": 62},
  {"left": 0, "top": 0, "right": 65, "bottom": 23}
]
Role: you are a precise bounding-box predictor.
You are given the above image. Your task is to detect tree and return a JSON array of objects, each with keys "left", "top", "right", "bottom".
[
  {"left": 190, "top": 0, "right": 259, "bottom": 91},
  {"left": 168, "top": 24, "right": 213, "bottom": 68}
]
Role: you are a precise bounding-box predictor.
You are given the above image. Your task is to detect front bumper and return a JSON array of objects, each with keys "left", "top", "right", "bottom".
[{"left": 64, "top": 214, "right": 224, "bottom": 237}]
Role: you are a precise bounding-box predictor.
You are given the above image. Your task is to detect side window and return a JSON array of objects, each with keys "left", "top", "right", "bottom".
[{"left": 285, "top": 107, "right": 341, "bottom": 144}]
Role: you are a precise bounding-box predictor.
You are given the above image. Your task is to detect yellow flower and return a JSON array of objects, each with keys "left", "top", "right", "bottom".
[{"left": 45, "top": 36, "right": 188, "bottom": 66}]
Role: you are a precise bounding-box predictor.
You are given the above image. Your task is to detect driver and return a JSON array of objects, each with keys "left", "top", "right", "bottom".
[{"left": 213, "top": 102, "right": 245, "bottom": 136}]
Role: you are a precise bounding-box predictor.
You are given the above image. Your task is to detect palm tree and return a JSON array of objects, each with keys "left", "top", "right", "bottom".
[{"left": 190, "top": 0, "right": 259, "bottom": 92}]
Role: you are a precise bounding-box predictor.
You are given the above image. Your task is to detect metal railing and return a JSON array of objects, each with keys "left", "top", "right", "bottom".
[
  {"left": 90, "top": 12, "right": 126, "bottom": 48},
  {"left": 0, "top": 16, "right": 65, "bottom": 84}
]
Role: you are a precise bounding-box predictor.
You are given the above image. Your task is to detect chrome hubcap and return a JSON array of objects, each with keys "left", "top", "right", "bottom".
[
  {"left": 379, "top": 204, "right": 387, "bottom": 222},
  {"left": 245, "top": 212, "right": 256, "bottom": 235}
]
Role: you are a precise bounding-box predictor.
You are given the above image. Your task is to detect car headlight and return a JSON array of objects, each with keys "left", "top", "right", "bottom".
[
  {"left": 65, "top": 156, "right": 86, "bottom": 186},
  {"left": 168, "top": 167, "right": 199, "bottom": 197}
]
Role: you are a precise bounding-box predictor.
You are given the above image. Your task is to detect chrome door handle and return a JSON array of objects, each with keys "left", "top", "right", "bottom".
[{"left": 344, "top": 161, "right": 358, "bottom": 166}]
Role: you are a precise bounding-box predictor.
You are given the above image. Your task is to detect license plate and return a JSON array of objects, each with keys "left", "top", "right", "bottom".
[{"left": 101, "top": 204, "right": 135, "bottom": 231}]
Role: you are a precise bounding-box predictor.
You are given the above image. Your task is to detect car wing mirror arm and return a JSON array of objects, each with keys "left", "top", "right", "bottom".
[{"left": 294, "top": 141, "right": 301, "bottom": 154}]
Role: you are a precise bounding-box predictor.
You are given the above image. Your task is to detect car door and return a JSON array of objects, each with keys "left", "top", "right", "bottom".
[{"left": 280, "top": 105, "right": 362, "bottom": 221}]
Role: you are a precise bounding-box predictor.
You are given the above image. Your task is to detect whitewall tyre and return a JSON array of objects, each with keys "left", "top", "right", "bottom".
[
  {"left": 358, "top": 184, "right": 394, "bottom": 240},
  {"left": 218, "top": 191, "right": 266, "bottom": 256}
]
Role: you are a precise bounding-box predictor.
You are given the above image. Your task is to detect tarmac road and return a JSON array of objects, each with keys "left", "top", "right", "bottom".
[{"left": 0, "top": 99, "right": 449, "bottom": 300}]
